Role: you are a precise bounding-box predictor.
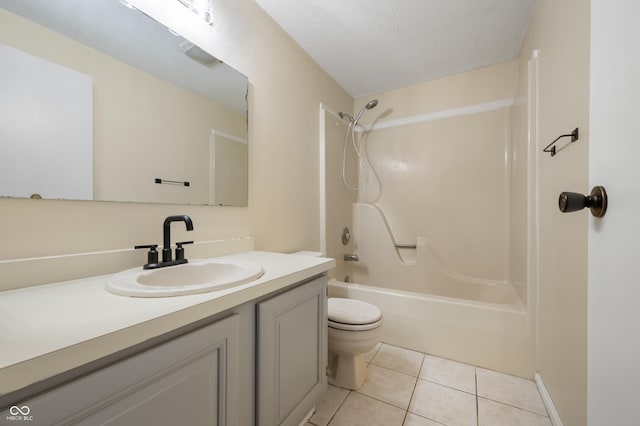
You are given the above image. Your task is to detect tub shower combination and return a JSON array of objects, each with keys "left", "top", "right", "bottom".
[{"left": 321, "top": 94, "right": 535, "bottom": 377}]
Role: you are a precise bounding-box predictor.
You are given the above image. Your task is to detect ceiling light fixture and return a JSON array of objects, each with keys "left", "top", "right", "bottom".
[
  {"left": 118, "top": 0, "right": 137, "bottom": 9},
  {"left": 176, "top": 0, "right": 214, "bottom": 25},
  {"left": 180, "top": 41, "right": 221, "bottom": 67}
]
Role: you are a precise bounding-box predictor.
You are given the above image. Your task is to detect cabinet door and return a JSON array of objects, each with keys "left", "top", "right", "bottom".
[
  {"left": 7, "top": 314, "right": 239, "bottom": 426},
  {"left": 257, "top": 276, "right": 327, "bottom": 426}
]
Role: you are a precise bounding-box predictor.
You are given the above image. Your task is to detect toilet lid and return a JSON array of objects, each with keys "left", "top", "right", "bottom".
[{"left": 328, "top": 298, "right": 382, "bottom": 325}]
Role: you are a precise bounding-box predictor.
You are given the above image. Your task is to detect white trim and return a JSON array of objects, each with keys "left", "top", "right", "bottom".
[
  {"left": 528, "top": 49, "right": 541, "bottom": 357},
  {"left": 360, "top": 98, "right": 517, "bottom": 132},
  {"left": 298, "top": 406, "right": 315, "bottom": 426},
  {"left": 211, "top": 129, "right": 247, "bottom": 144},
  {"left": 209, "top": 129, "right": 247, "bottom": 205},
  {"left": 319, "top": 103, "right": 327, "bottom": 256},
  {"left": 535, "top": 373, "right": 564, "bottom": 426},
  {"left": 503, "top": 97, "right": 512, "bottom": 287},
  {"left": 209, "top": 131, "right": 215, "bottom": 204},
  {"left": 0, "top": 246, "right": 133, "bottom": 264},
  {"left": 0, "top": 238, "right": 254, "bottom": 264}
]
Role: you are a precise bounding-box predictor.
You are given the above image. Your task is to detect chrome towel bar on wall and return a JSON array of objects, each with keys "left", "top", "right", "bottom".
[
  {"left": 155, "top": 178, "right": 190, "bottom": 187},
  {"left": 543, "top": 127, "right": 579, "bottom": 157}
]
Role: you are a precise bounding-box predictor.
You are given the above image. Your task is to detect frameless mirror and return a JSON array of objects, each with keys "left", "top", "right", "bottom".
[{"left": 0, "top": 0, "right": 248, "bottom": 206}]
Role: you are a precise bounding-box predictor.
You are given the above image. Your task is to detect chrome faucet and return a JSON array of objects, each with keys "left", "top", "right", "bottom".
[
  {"left": 343, "top": 254, "right": 359, "bottom": 262},
  {"left": 135, "top": 215, "right": 194, "bottom": 269}
]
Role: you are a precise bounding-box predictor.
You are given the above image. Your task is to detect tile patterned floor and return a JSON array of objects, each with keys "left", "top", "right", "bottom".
[{"left": 306, "top": 343, "right": 552, "bottom": 426}]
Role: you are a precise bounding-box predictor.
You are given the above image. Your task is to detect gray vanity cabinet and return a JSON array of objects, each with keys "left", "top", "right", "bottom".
[
  {"left": 257, "top": 276, "right": 328, "bottom": 426},
  {"left": 18, "top": 314, "right": 240, "bottom": 425},
  {"left": 4, "top": 275, "right": 329, "bottom": 426}
]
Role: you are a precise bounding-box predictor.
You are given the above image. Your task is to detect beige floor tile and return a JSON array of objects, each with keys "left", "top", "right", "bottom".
[
  {"left": 371, "top": 343, "right": 424, "bottom": 376},
  {"left": 409, "top": 379, "right": 477, "bottom": 426},
  {"left": 476, "top": 368, "right": 547, "bottom": 416},
  {"left": 365, "top": 342, "right": 382, "bottom": 363},
  {"left": 478, "top": 397, "right": 552, "bottom": 426},
  {"left": 357, "top": 364, "right": 418, "bottom": 409},
  {"left": 403, "top": 412, "right": 443, "bottom": 425},
  {"left": 318, "top": 344, "right": 551, "bottom": 426},
  {"left": 420, "top": 355, "right": 476, "bottom": 394},
  {"left": 309, "top": 385, "right": 349, "bottom": 426},
  {"left": 329, "top": 392, "right": 406, "bottom": 426}
]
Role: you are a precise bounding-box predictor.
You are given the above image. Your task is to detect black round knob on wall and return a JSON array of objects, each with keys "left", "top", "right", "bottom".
[{"left": 558, "top": 186, "right": 607, "bottom": 217}]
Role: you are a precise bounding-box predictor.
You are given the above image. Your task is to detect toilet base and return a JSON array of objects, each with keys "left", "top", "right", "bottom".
[{"left": 327, "top": 351, "right": 368, "bottom": 390}]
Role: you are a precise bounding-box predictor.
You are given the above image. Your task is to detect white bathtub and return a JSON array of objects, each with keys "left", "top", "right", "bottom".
[{"left": 329, "top": 279, "right": 535, "bottom": 378}]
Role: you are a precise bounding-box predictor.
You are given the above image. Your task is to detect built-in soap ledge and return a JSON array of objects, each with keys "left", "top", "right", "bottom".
[{"left": 0, "top": 237, "right": 255, "bottom": 292}]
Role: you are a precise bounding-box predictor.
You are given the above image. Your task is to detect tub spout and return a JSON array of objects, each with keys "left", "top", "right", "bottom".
[{"left": 343, "top": 254, "right": 359, "bottom": 262}]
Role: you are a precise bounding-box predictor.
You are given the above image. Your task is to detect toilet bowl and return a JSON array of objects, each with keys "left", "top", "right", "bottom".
[{"left": 327, "top": 297, "right": 383, "bottom": 390}]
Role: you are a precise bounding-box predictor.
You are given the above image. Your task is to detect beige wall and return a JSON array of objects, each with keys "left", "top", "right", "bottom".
[
  {"left": 519, "top": 0, "right": 590, "bottom": 425},
  {"left": 0, "top": 0, "right": 352, "bottom": 286},
  {"left": 322, "top": 108, "right": 357, "bottom": 279}
]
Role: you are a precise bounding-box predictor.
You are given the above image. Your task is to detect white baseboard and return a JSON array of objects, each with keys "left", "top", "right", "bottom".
[
  {"left": 535, "top": 373, "right": 564, "bottom": 426},
  {"left": 299, "top": 406, "right": 315, "bottom": 426}
]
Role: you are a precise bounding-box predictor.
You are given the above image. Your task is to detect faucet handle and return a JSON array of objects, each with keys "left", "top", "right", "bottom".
[
  {"left": 175, "top": 241, "right": 194, "bottom": 261},
  {"left": 135, "top": 244, "right": 158, "bottom": 265}
]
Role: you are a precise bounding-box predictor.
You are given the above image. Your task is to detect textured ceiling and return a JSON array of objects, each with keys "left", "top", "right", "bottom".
[{"left": 254, "top": 0, "right": 536, "bottom": 98}]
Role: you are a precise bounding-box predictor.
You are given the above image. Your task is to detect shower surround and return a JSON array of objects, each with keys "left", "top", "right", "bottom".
[{"left": 321, "top": 60, "right": 536, "bottom": 376}]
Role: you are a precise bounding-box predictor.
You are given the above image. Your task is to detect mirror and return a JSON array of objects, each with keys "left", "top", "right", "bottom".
[{"left": 0, "top": 0, "right": 249, "bottom": 206}]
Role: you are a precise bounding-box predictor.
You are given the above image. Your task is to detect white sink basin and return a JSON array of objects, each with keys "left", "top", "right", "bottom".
[{"left": 106, "top": 259, "right": 264, "bottom": 297}]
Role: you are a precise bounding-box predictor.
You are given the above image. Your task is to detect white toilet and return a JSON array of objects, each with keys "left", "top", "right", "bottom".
[{"left": 327, "top": 297, "right": 383, "bottom": 390}]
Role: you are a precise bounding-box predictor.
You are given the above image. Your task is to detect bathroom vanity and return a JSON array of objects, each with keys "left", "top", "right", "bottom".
[{"left": 0, "top": 251, "right": 334, "bottom": 425}]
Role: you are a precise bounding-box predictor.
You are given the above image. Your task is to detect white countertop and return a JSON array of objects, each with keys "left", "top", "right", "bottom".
[{"left": 0, "top": 251, "right": 334, "bottom": 397}]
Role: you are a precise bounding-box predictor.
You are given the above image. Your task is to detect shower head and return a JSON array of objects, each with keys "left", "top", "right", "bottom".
[{"left": 353, "top": 99, "right": 379, "bottom": 125}]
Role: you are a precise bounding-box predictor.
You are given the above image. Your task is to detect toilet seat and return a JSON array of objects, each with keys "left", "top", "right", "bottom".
[
  {"left": 328, "top": 298, "right": 383, "bottom": 331},
  {"left": 328, "top": 317, "right": 383, "bottom": 331}
]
